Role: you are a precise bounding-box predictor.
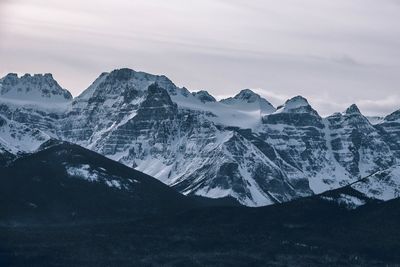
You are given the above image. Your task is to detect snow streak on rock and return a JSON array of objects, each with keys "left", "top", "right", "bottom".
[{"left": 0, "top": 68, "right": 399, "bottom": 207}]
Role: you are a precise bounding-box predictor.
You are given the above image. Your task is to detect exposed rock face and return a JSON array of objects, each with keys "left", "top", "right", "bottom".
[
  {"left": 0, "top": 68, "right": 399, "bottom": 206},
  {"left": 325, "top": 105, "right": 394, "bottom": 180},
  {"left": 69, "top": 77, "right": 292, "bottom": 206},
  {"left": 319, "top": 165, "right": 400, "bottom": 210},
  {"left": 0, "top": 73, "right": 72, "bottom": 103},
  {"left": 264, "top": 96, "right": 322, "bottom": 126},
  {"left": 260, "top": 96, "right": 328, "bottom": 192},
  {"left": 351, "top": 165, "right": 400, "bottom": 202},
  {"left": 0, "top": 114, "right": 50, "bottom": 154},
  {"left": 221, "top": 89, "right": 276, "bottom": 115},
  {"left": 192, "top": 90, "right": 216, "bottom": 103},
  {"left": 376, "top": 109, "right": 400, "bottom": 158}
]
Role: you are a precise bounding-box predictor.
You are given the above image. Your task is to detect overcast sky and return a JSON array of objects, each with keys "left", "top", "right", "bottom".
[{"left": 0, "top": 0, "right": 399, "bottom": 116}]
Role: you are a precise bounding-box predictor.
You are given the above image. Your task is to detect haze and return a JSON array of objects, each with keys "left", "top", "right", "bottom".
[{"left": 1, "top": 0, "right": 399, "bottom": 116}]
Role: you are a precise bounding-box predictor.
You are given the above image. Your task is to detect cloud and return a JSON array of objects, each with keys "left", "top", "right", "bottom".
[
  {"left": 0, "top": 0, "right": 399, "bottom": 116},
  {"left": 250, "top": 89, "right": 290, "bottom": 106},
  {"left": 357, "top": 96, "right": 400, "bottom": 116}
]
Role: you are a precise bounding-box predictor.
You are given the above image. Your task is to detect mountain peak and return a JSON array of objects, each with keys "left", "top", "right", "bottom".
[
  {"left": 3, "top": 73, "right": 18, "bottom": 81},
  {"left": 192, "top": 90, "right": 216, "bottom": 103},
  {"left": 274, "top": 95, "right": 316, "bottom": 114},
  {"left": 0, "top": 73, "right": 72, "bottom": 103},
  {"left": 345, "top": 104, "right": 361, "bottom": 115},
  {"left": 234, "top": 89, "right": 259, "bottom": 101},
  {"left": 221, "top": 89, "right": 264, "bottom": 103},
  {"left": 286, "top": 95, "right": 309, "bottom": 106},
  {"left": 220, "top": 89, "right": 275, "bottom": 114},
  {"left": 106, "top": 68, "right": 174, "bottom": 86},
  {"left": 77, "top": 68, "right": 178, "bottom": 102},
  {"left": 107, "top": 68, "right": 139, "bottom": 81}
]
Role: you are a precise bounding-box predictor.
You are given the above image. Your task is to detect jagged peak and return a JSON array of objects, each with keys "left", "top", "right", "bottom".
[
  {"left": 192, "top": 90, "right": 216, "bottom": 103},
  {"left": 0, "top": 72, "right": 72, "bottom": 103},
  {"left": 106, "top": 68, "right": 174, "bottom": 84},
  {"left": 140, "top": 83, "right": 172, "bottom": 101},
  {"left": 234, "top": 89, "right": 259, "bottom": 100},
  {"left": 136, "top": 83, "right": 177, "bottom": 119},
  {"left": 221, "top": 89, "right": 262, "bottom": 103},
  {"left": 219, "top": 89, "right": 276, "bottom": 116},
  {"left": 285, "top": 95, "right": 309, "bottom": 107},
  {"left": 274, "top": 95, "right": 315, "bottom": 115},
  {"left": 107, "top": 68, "right": 142, "bottom": 80},
  {"left": 2, "top": 73, "right": 18, "bottom": 80},
  {"left": 1, "top": 72, "right": 57, "bottom": 83},
  {"left": 221, "top": 88, "right": 275, "bottom": 110},
  {"left": 77, "top": 68, "right": 178, "bottom": 101},
  {"left": 345, "top": 104, "right": 361, "bottom": 115}
]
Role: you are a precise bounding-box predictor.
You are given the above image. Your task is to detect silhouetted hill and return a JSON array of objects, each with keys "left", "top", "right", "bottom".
[{"left": 0, "top": 142, "right": 193, "bottom": 224}]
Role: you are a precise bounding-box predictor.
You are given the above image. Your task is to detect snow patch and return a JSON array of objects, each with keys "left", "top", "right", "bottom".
[
  {"left": 274, "top": 96, "right": 309, "bottom": 114},
  {"left": 351, "top": 165, "right": 400, "bottom": 201},
  {"left": 66, "top": 164, "right": 132, "bottom": 190},
  {"left": 66, "top": 164, "right": 99, "bottom": 182}
]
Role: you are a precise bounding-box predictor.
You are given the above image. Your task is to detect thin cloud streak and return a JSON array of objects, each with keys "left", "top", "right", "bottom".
[{"left": 0, "top": 0, "right": 399, "bottom": 116}]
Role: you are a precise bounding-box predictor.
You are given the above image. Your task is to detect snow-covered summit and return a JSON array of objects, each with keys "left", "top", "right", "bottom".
[
  {"left": 345, "top": 104, "right": 362, "bottom": 115},
  {"left": 0, "top": 67, "right": 400, "bottom": 208},
  {"left": 279, "top": 95, "right": 308, "bottom": 110},
  {"left": 191, "top": 90, "right": 216, "bottom": 103},
  {"left": 274, "top": 95, "right": 318, "bottom": 115},
  {"left": 224, "top": 89, "right": 261, "bottom": 102},
  {"left": 0, "top": 73, "right": 72, "bottom": 104},
  {"left": 220, "top": 89, "right": 275, "bottom": 115},
  {"left": 77, "top": 68, "right": 178, "bottom": 102}
]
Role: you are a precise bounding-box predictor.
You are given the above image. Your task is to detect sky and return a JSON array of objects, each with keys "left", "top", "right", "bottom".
[{"left": 0, "top": 0, "right": 399, "bottom": 116}]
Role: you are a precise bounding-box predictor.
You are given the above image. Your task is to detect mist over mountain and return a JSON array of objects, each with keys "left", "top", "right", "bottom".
[
  {"left": 1, "top": 68, "right": 400, "bottom": 266},
  {"left": 1, "top": 68, "right": 399, "bottom": 207}
]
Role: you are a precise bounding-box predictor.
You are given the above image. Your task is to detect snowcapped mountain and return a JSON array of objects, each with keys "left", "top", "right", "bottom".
[
  {"left": 0, "top": 68, "right": 399, "bottom": 207},
  {"left": 319, "top": 164, "right": 400, "bottom": 209},
  {"left": 191, "top": 90, "right": 216, "bottom": 103},
  {"left": 220, "top": 89, "right": 276, "bottom": 116},
  {"left": 324, "top": 105, "right": 394, "bottom": 180},
  {"left": 0, "top": 73, "right": 71, "bottom": 143},
  {"left": 273, "top": 95, "right": 316, "bottom": 115},
  {"left": 0, "top": 73, "right": 72, "bottom": 104},
  {"left": 351, "top": 165, "right": 400, "bottom": 202},
  {"left": 260, "top": 96, "right": 329, "bottom": 192},
  {"left": 62, "top": 76, "right": 295, "bottom": 206},
  {"left": 376, "top": 109, "right": 400, "bottom": 158},
  {"left": 0, "top": 114, "right": 50, "bottom": 155}
]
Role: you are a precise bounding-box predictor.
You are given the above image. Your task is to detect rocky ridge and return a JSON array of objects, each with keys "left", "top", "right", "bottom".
[{"left": 0, "top": 68, "right": 399, "bottom": 206}]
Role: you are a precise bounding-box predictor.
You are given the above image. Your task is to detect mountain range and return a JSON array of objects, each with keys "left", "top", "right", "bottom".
[
  {"left": 1, "top": 68, "right": 399, "bottom": 207},
  {"left": 1, "top": 70, "right": 400, "bottom": 265}
]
